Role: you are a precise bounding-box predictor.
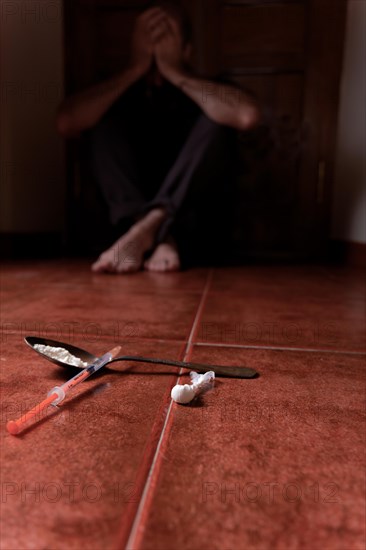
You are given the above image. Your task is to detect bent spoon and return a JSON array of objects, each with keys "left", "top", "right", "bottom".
[{"left": 25, "top": 336, "right": 258, "bottom": 379}]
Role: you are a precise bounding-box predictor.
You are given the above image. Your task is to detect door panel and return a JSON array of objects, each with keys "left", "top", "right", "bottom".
[
  {"left": 230, "top": 72, "right": 304, "bottom": 254},
  {"left": 222, "top": 3, "right": 306, "bottom": 69}
]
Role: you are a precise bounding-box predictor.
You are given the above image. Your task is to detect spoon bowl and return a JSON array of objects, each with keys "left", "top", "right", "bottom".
[{"left": 25, "top": 336, "right": 97, "bottom": 368}]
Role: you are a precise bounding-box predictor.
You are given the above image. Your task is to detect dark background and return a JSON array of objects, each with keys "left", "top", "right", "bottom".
[{"left": 2, "top": 0, "right": 364, "bottom": 265}]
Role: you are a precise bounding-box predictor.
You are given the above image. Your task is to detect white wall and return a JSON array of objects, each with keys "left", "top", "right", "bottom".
[
  {"left": 0, "top": 0, "right": 65, "bottom": 233},
  {"left": 332, "top": 0, "right": 366, "bottom": 244}
]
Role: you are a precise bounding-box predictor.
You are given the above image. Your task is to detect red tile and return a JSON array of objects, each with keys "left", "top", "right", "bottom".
[
  {"left": 1, "top": 260, "right": 209, "bottom": 343},
  {"left": 2, "top": 261, "right": 365, "bottom": 550},
  {"left": 1, "top": 334, "right": 184, "bottom": 550},
  {"left": 1, "top": 259, "right": 208, "bottom": 292},
  {"left": 1, "top": 286, "right": 203, "bottom": 343},
  {"left": 197, "top": 267, "right": 366, "bottom": 352},
  {"left": 134, "top": 346, "right": 366, "bottom": 550},
  {"left": 210, "top": 265, "right": 366, "bottom": 298}
]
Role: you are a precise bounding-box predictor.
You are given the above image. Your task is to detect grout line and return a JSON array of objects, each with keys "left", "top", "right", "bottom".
[
  {"left": 186, "top": 270, "right": 214, "bottom": 348},
  {"left": 194, "top": 341, "right": 366, "bottom": 356},
  {"left": 124, "top": 269, "right": 213, "bottom": 550}
]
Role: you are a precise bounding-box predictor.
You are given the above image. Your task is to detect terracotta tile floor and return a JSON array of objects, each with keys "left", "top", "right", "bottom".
[{"left": 1, "top": 260, "right": 365, "bottom": 550}]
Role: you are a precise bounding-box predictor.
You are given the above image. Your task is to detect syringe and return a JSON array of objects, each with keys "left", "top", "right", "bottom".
[{"left": 6, "top": 345, "right": 121, "bottom": 435}]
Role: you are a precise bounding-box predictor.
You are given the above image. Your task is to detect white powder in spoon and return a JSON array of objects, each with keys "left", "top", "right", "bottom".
[{"left": 34, "top": 344, "right": 88, "bottom": 368}]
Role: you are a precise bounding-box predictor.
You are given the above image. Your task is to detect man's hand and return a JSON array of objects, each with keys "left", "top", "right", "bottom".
[
  {"left": 130, "top": 7, "right": 166, "bottom": 74},
  {"left": 153, "top": 15, "right": 186, "bottom": 84}
]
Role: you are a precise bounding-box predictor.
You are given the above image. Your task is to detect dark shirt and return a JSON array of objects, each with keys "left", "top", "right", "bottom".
[
  {"left": 123, "top": 75, "right": 201, "bottom": 141},
  {"left": 108, "top": 76, "right": 201, "bottom": 193}
]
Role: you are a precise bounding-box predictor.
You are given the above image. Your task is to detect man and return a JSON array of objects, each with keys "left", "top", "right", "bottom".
[{"left": 57, "top": 2, "right": 259, "bottom": 273}]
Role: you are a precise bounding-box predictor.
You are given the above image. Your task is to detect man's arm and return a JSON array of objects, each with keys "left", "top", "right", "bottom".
[
  {"left": 154, "top": 17, "right": 259, "bottom": 131},
  {"left": 56, "top": 7, "right": 164, "bottom": 138},
  {"left": 56, "top": 65, "right": 145, "bottom": 138},
  {"left": 174, "top": 75, "right": 259, "bottom": 130}
]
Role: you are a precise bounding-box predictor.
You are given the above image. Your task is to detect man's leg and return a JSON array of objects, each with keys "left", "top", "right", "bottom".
[
  {"left": 85, "top": 107, "right": 146, "bottom": 226},
  {"left": 84, "top": 108, "right": 169, "bottom": 273},
  {"left": 144, "top": 113, "right": 235, "bottom": 270}
]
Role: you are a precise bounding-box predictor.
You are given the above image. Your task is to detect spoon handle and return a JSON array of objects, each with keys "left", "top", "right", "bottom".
[{"left": 110, "top": 355, "right": 257, "bottom": 379}]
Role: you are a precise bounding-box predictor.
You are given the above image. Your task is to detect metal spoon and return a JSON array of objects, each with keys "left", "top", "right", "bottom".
[{"left": 24, "top": 336, "right": 258, "bottom": 379}]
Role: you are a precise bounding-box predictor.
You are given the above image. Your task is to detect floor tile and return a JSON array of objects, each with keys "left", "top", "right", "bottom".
[
  {"left": 197, "top": 268, "right": 365, "bottom": 352},
  {"left": 0, "top": 334, "right": 184, "bottom": 550},
  {"left": 209, "top": 265, "right": 366, "bottom": 298},
  {"left": 1, "top": 286, "right": 202, "bottom": 343},
  {"left": 1, "top": 261, "right": 365, "bottom": 550},
  {"left": 1, "top": 259, "right": 209, "bottom": 293},
  {"left": 136, "top": 345, "right": 366, "bottom": 550}
]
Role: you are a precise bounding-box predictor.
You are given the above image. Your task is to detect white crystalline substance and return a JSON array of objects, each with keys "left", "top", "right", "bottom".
[
  {"left": 171, "top": 384, "right": 196, "bottom": 404},
  {"left": 34, "top": 344, "right": 88, "bottom": 368},
  {"left": 171, "top": 371, "right": 215, "bottom": 404}
]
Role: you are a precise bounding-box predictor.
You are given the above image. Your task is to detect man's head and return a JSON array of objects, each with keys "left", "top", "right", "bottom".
[
  {"left": 135, "top": 2, "right": 193, "bottom": 85},
  {"left": 150, "top": 1, "right": 193, "bottom": 47}
]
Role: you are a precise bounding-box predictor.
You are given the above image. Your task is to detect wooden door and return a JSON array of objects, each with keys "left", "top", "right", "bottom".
[{"left": 63, "top": 0, "right": 346, "bottom": 259}]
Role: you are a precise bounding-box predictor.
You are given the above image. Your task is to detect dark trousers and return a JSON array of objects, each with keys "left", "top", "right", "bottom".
[{"left": 84, "top": 108, "right": 235, "bottom": 265}]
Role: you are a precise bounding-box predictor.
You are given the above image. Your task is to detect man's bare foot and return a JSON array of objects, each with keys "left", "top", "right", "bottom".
[
  {"left": 144, "top": 237, "right": 181, "bottom": 272},
  {"left": 92, "top": 208, "right": 166, "bottom": 273}
]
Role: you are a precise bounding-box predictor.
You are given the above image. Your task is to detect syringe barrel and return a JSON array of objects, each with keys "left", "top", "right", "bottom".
[
  {"left": 60, "top": 352, "right": 112, "bottom": 393},
  {"left": 87, "top": 352, "right": 112, "bottom": 373}
]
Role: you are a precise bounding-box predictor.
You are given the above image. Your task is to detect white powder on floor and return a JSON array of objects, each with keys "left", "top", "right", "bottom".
[
  {"left": 171, "top": 371, "right": 215, "bottom": 404},
  {"left": 34, "top": 344, "right": 88, "bottom": 368}
]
